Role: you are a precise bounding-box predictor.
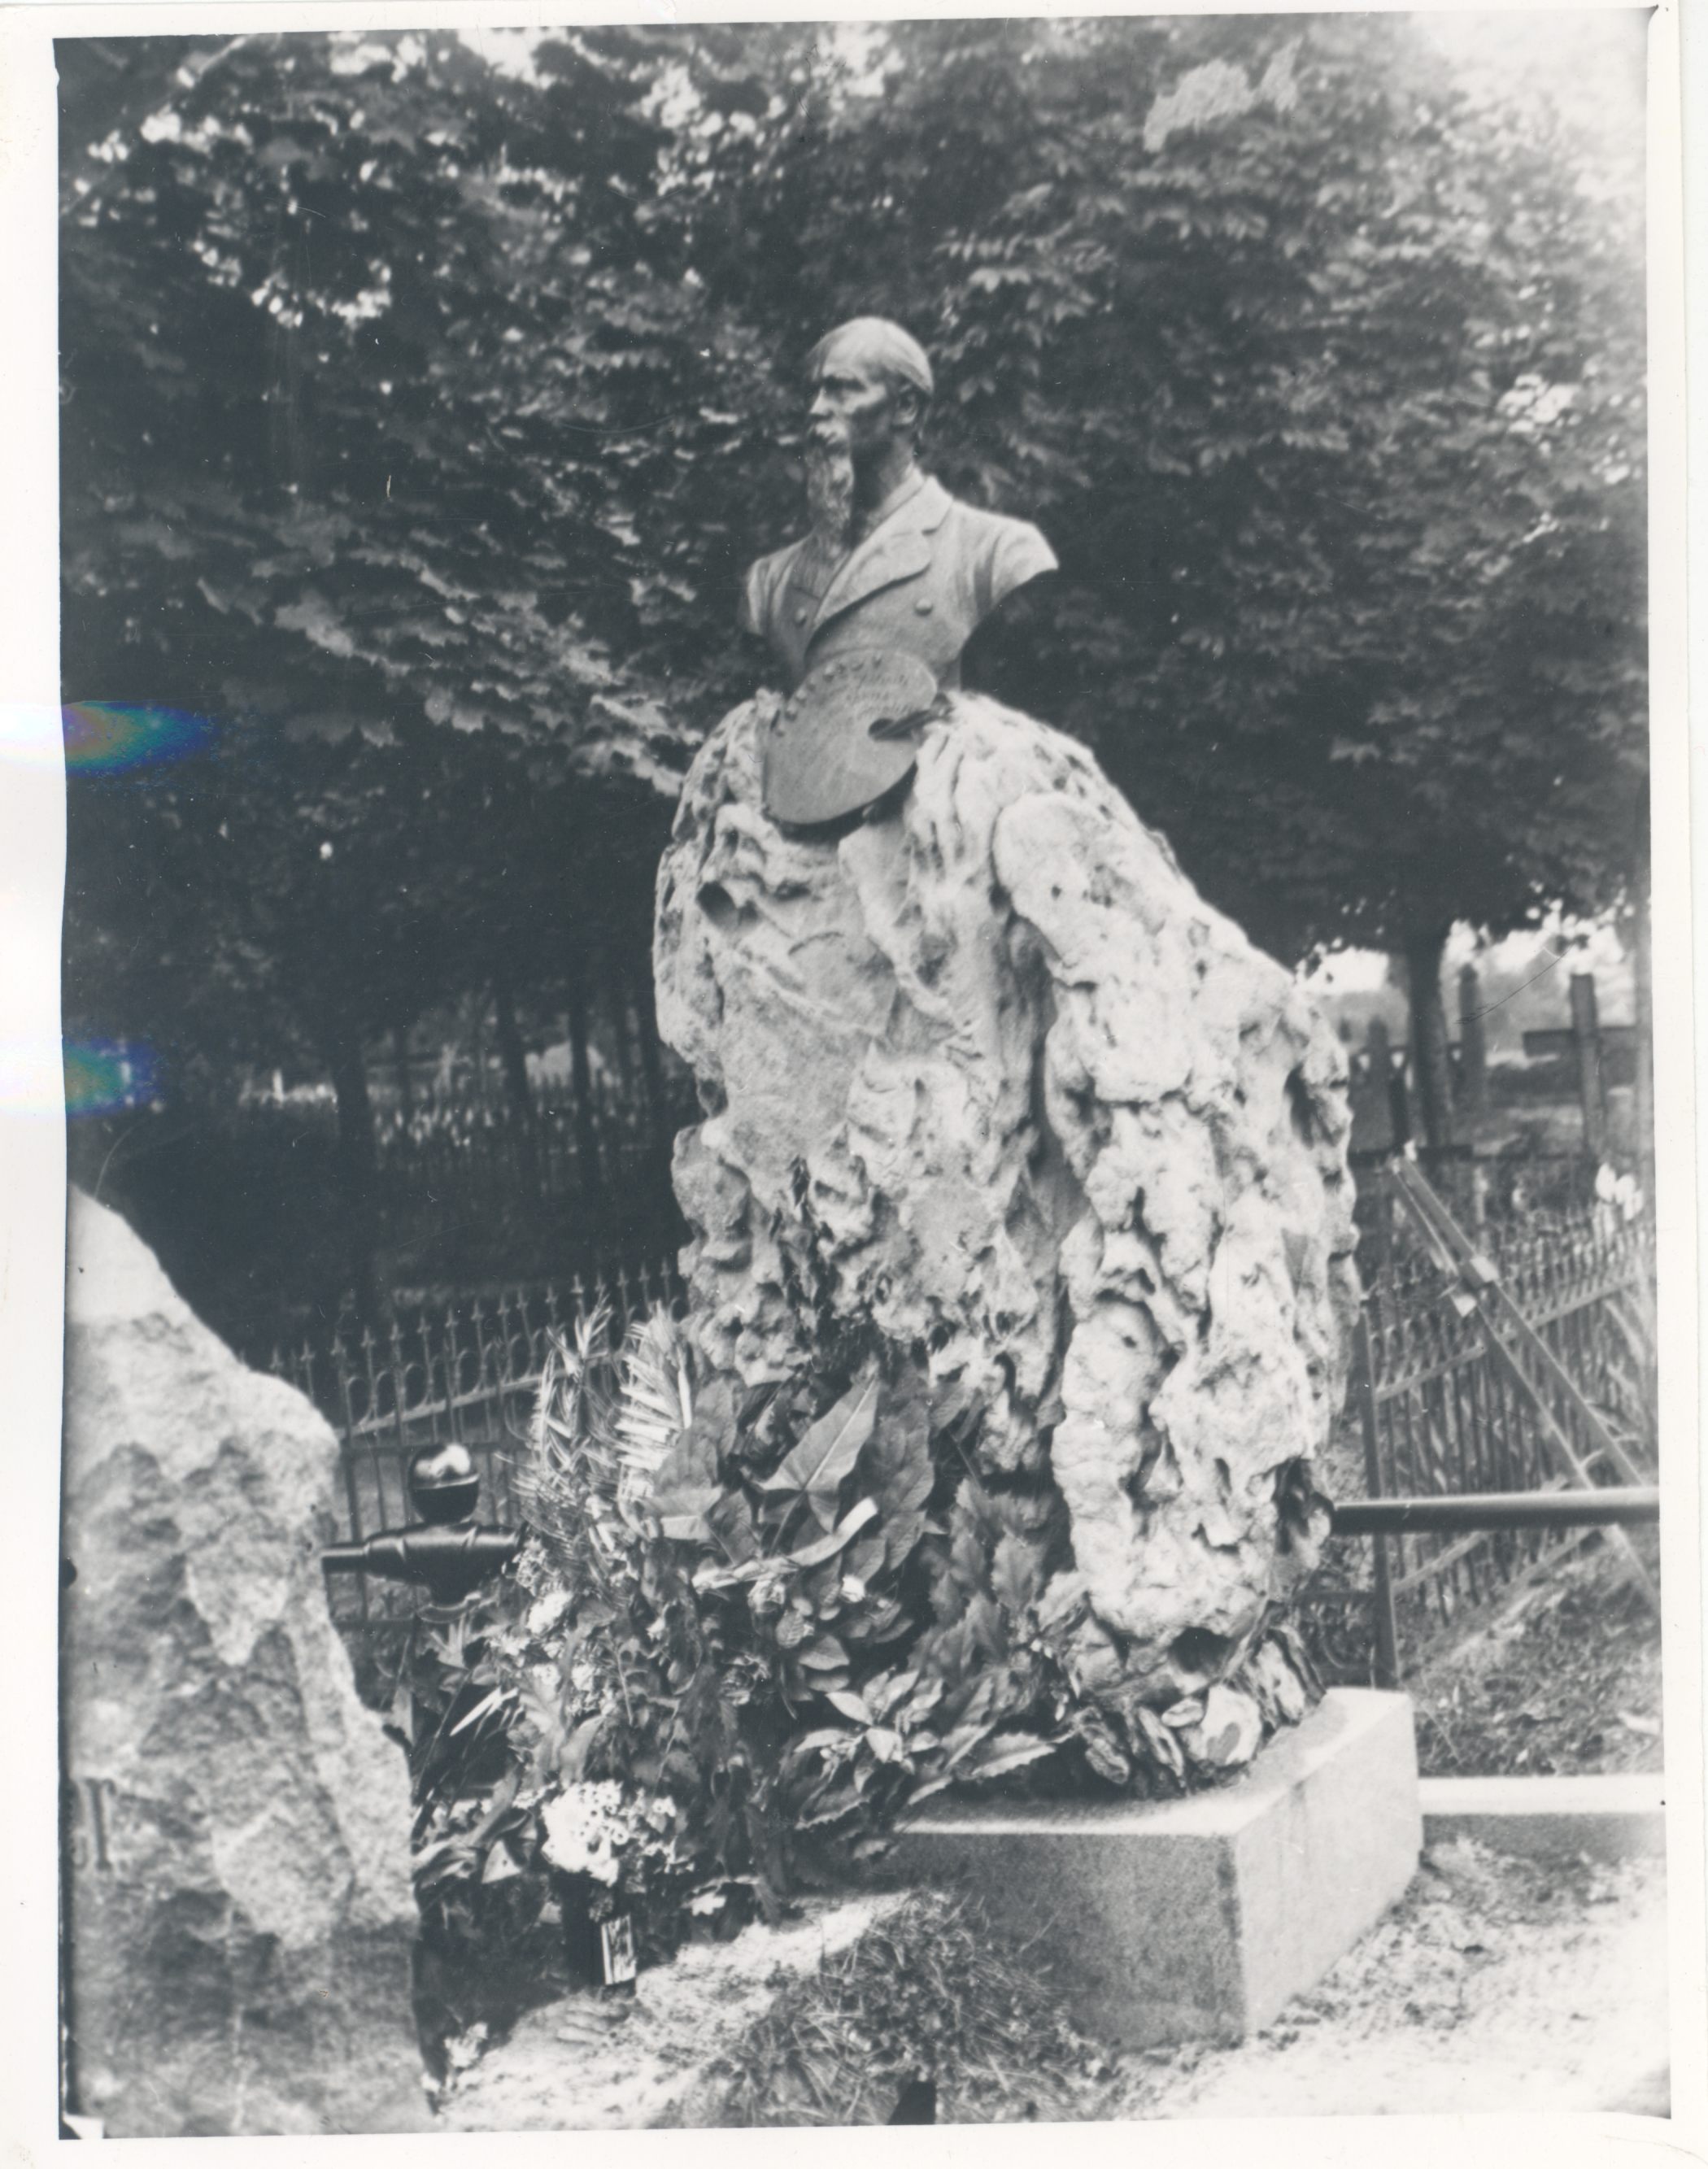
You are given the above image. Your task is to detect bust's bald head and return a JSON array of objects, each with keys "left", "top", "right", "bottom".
[{"left": 806, "top": 318, "right": 935, "bottom": 412}]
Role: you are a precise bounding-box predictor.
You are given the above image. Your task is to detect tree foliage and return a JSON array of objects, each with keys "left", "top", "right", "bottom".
[{"left": 60, "top": 20, "right": 1646, "bottom": 1148}]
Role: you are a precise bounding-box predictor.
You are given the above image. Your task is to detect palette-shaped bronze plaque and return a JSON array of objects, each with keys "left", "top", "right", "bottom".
[{"left": 761, "top": 647, "right": 939, "bottom": 826}]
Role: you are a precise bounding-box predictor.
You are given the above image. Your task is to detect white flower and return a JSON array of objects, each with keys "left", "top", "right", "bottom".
[
  {"left": 526, "top": 1587, "right": 572, "bottom": 1640},
  {"left": 539, "top": 1781, "right": 628, "bottom": 1885}
]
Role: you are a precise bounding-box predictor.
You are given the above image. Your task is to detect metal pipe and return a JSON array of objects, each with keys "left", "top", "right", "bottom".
[
  {"left": 1331, "top": 1487, "right": 1658, "bottom": 1536},
  {"left": 322, "top": 1528, "right": 519, "bottom": 1577}
]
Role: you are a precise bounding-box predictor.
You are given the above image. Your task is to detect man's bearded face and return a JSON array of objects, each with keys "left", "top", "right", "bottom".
[
  {"left": 804, "top": 350, "right": 900, "bottom": 549},
  {"left": 804, "top": 427, "right": 856, "bottom": 551}
]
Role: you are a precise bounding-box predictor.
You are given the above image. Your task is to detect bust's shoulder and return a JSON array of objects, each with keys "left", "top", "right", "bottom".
[
  {"left": 739, "top": 535, "right": 812, "bottom": 634},
  {"left": 746, "top": 534, "right": 811, "bottom": 585},
  {"left": 939, "top": 494, "right": 1053, "bottom": 555},
  {"left": 933, "top": 492, "right": 1058, "bottom": 608}
]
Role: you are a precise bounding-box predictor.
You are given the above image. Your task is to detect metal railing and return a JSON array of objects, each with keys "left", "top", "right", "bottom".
[
  {"left": 1331, "top": 1487, "right": 1659, "bottom": 1537},
  {"left": 375, "top": 1099, "right": 693, "bottom": 1208},
  {"left": 291, "top": 1200, "right": 1656, "bottom": 1698},
  {"left": 1326, "top": 1486, "right": 1660, "bottom": 1690},
  {"left": 1298, "top": 1185, "right": 1657, "bottom": 1687},
  {"left": 273, "top": 1255, "right": 686, "bottom": 1694},
  {"left": 1350, "top": 1148, "right": 1602, "bottom": 1276}
]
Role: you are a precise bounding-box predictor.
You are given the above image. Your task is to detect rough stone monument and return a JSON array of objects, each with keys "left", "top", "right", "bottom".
[
  {"left": 59, "top": 1189, "right": 427, "bottom": 2136},
  {"left": 656, "top": 318, "right": 1363, "bottom": 1768}
]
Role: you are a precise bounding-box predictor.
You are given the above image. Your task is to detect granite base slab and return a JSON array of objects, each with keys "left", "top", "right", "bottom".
[{"left": 889, "top": 1687, "right": 1421, "bottom": 2049}]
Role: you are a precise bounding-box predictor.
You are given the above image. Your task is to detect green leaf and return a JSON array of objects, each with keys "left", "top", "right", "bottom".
[
  {"left": 706, "top": 1487, "right": 760, "bottom": 1565},
  {"left": 785, "top": 1727, "right": 856, "bottom": 1762},
  {"left": 961, "top": 1731, "right": 1057, "bottom": 1782},
  {"left": 881, "top": 1508, "right": 929, "bottom": 1577},
  {"left": 862, "top": 1398, "right": 935, "bottom": 1522},
  {"left": 940, "top": 1718, "right": 996, "bottom": 1770},
  {"left": 843, "top": 1596, "right": 912, "bottom": 1644},
  {"left": 795, "top": 1781, "right": 865, "bottom": 1829},
  {"left": 448, "top": 1686, "right": 510, "bottom": 1737},
  {"left": 654, "top": 1489, "right": 722, "bottom": 1543},
  {"left": 991, "top": 1531, "right": 1045, "bottom": 1616},
  {"left": 900, "top": 1773, "right": 958, "bottom": 1812},
  {"left": 560, "top": 1714, "right": 605, "bottom": 1783},
  {"left": 867, "top": 1669, "right": 920, "bottom": 1720},
  {"left": 648, "top": 1409, "right": 721, "bottom": 1540},
  {"left": 897, "top": 1677, "right": 944, "bottom": 1729},
  {"left": 757, "top": 1375, "right": 881, "bottom": 1528},
  {"left": 787, "top": 1496, "right": 878, "bottom": 1568}
]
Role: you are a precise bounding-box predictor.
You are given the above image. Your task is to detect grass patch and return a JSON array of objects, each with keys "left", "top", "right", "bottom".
[
  {"left": 682, "top": 1890, "right": 1117, "bottom": 2126},
  {"left": 1409, "top": 1540, "right": 1662, "bottom": 1779}
]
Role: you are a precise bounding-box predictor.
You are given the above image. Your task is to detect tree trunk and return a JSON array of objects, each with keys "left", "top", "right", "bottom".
[
  {"left": 1456, "top": 964, "right": 1489, "bottom": 1126},
  {"left": 631, "top": 963, "right": 670, "bottom": 1152},
  {"left": 325, "top": 1026, "right": 387, "bottom": 1325},
  {"left": 565, "top": 965, "right": 603, "bottom": 1202},
  {"left": 1401, "top": 924, "right": 1457, "bottom": 1152},
  {"left": 491, "top": 967, "right": 536, "bottom": 1127}
]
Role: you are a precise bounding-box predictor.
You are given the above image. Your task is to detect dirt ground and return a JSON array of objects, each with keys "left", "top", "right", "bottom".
[
  {"left": 433, "top": 1895, "right": 909, "bottom": 2130},
  {"left": 1103, "top": 1839, "right": 1668, "bottom": 2122},
  {"left": 429, "top": 1836, "right": 1667, "bottom": 2128},
  {"left": 426, "top": 1544, "right": 1671, "bottom": 2132},
  {"left": 1404, "top": 1540, "right": 1664, "bottom": 1779}
]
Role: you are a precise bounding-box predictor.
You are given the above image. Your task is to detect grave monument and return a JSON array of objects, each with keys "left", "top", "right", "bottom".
[
  {"left": 654, "top": 320, "right": 1417, "bottom": 2036},
  {"left": 658, "top": 318, "right": 1364, "bottom": 1740}
]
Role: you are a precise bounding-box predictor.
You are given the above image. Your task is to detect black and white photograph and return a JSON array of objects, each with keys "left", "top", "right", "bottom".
[{"left": 1, "top": 0, "right": 1701, "bottom": 2151}]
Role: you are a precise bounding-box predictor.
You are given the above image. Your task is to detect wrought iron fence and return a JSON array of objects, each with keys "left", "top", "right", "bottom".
[
  {"left": 289, "top": 1204, "right": 1656, "bottom": 1698},
  {"left": 373, "top": 1080, "right": 699, "bottom": 1204},
  {"left": 1350, "top": 1146, "right": 1600, "bottom": 1275},
  {"left": 1302, "top": 1203, "right": 1656, "bottom": 1684},
  {"left": 370, "top": 1098, "right": 695, "bottom": 1277},
  {"left": 273, "top": 1253, "right": 686, "bottom": 1696}
]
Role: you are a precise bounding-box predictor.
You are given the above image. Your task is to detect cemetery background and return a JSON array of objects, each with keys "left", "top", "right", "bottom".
[{"left": 51, "top": 11, "right": 1673, "bottom": 2140}]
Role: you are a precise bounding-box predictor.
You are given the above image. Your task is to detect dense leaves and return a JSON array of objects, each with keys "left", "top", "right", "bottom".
[
  {"left": 699, "top": 1890, "right": 1116, "bottom": 2125},
  {"left": 60, "top": 21, "right": 1645, "bottom": 1156},
  {"left": 403, "top": 1299, "right": 1322, "bottom": 1975}
]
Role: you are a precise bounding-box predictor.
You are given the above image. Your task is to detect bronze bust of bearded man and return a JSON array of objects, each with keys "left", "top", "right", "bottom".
[{"left": 741, "top": 317, "right": 1057, "bottom": 826}]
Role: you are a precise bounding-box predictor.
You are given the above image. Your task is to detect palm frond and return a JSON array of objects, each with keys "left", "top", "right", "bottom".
[
  {"left": 614, "top": 1308, "right": 695, "bottom": 1485},
  {"left": 514, "top": 1300, "right": 694, "bottom": 1575}
]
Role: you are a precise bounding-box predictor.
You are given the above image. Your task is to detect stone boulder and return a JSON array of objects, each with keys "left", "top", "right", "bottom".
[
  {"left": 655, "top": 695, "right": 1359, "bottom": 1727},
  {"left": 60, "top": 1190, "right": 426, "bottom": 2136}
]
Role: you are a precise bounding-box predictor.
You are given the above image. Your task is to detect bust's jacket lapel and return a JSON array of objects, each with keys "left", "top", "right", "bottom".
[{"left": 813, "top": 477, "right": 951, "bottom": 637}]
